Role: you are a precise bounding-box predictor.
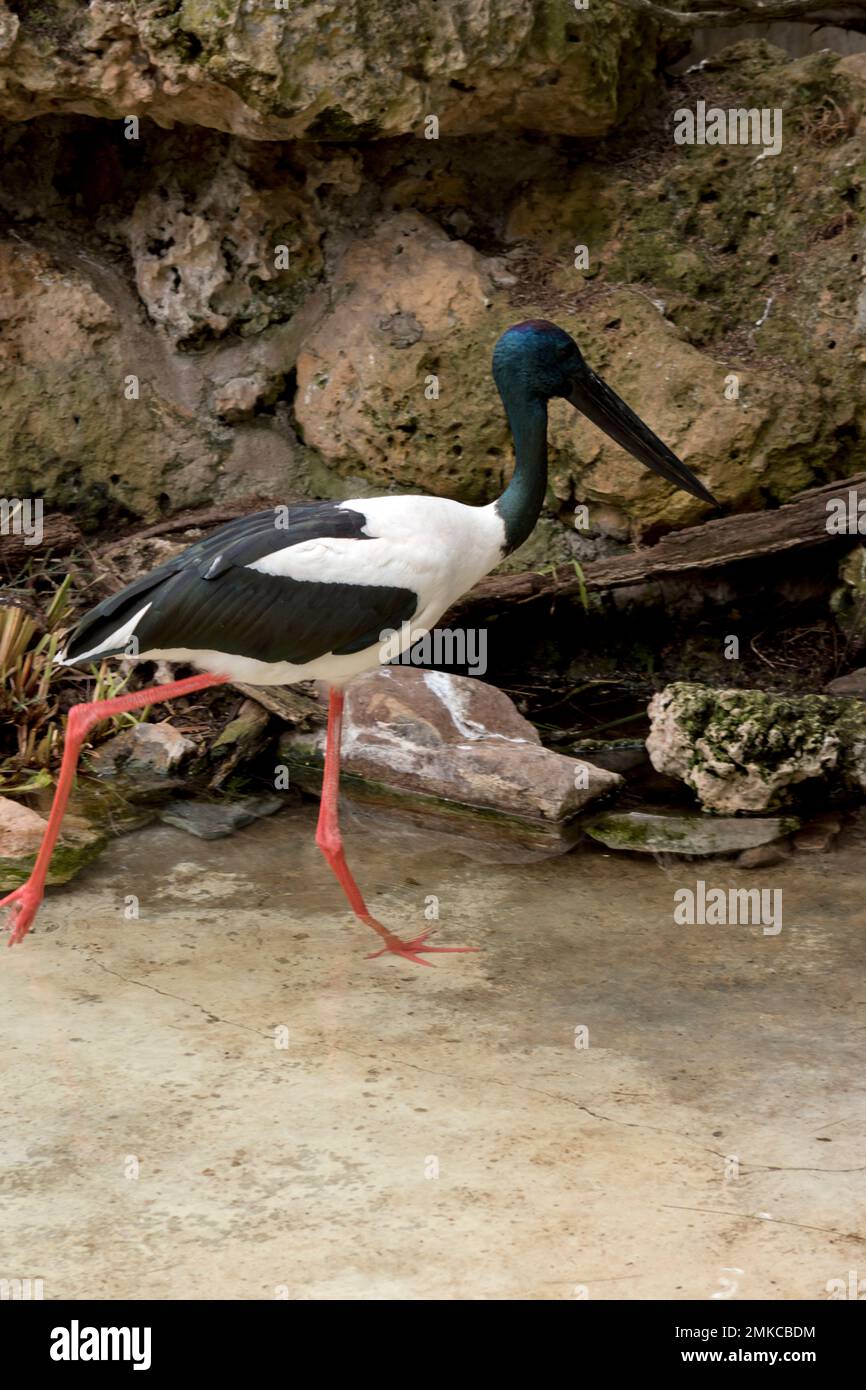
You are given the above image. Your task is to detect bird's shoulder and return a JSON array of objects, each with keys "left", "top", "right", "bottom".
[
  {"left": 190, "top": 501, "right": 370, "bottom": 579},
  {"left": 338, "top": 493, "right": 486, "bottom": 542}
]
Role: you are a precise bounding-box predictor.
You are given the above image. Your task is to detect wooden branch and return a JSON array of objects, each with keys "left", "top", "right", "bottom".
[
  {"left": 231, "top": 681, "right": 324, "bottom": 727},
  {"left": 446, "top": 472, "right": 866, "bottom": 620},
  {"left": 588, "top": 472, "right": 866, "bottom": 586},
  {"left": 101, "top": 494, "right": 309, "bottom": 559}
]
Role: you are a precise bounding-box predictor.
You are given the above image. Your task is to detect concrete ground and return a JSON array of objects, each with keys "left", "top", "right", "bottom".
[{"left": 2, "top": 802, "right": 865, "bottom": 1301}]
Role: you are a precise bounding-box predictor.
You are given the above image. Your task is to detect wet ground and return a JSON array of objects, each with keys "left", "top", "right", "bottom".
[{"left": 2, "top": 802, "right": 865, "bottom": 1300}]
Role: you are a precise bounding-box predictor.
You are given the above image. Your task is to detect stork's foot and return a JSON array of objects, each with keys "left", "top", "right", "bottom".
[
  {"left": 1, "top": 881, "right": 44, "bottom": 947},
  {"left": 364, "top": 923, "right": 476, "bottom": 967}
]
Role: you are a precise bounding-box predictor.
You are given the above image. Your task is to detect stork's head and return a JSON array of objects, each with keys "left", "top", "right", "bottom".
[{"left": 493, "top": 319, "right": 717, "bottom": 506}]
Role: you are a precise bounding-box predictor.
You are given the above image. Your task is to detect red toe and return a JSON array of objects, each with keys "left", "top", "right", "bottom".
[{"left": 366, "top": 931, "right": 477, "bottom": 965}]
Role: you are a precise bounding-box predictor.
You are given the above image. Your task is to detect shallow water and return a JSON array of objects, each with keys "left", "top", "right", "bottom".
[{"left": 3, "top": 803, "right": 865, "bottom": 1299}]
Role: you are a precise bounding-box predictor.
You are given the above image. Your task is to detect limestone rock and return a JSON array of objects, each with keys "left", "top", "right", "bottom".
[
  {"left": 0, "top": 795, "right": 106, "bottom": 891},
  {"left": 570, "top": 738, "right": 649, "bottom": 776},
  {"left": 737, "top": 842, "right": 791, "bottom": 869},
  {"left": 212, "top": 374, "right": 271, "bottom": 421},
  {"left": 280, "top": 668, "right": 621, "bottom": 851},
  {"left": 0, "top": 3, "right": 17, "bottom": 56},
  {"left": 89, "top": 722, "right": 197, "bottom": 779},
  {"left": 1, "top": 35, "right": 863, "bottom": 539},
  {"left": 830, "top": 546, "right": 866, "bottom": 647},
  {"left": 0, "top": 233, "right": 320, "bottom": 521},
  {"left": 126, "top": 144, "right": 322, "bottom": 345},
  {"left": 792, "top": 817, "right": 842, "bottom": 853},
  {"left": 826, "top": 668, "right": 866, "bottom": 699},
  {"left": 159, "top": 795, "right": 284, "bottom": 840},
  {"left": 294, "top": 212, "right": 507, "bottom": 499},
  {"left": 0, "top": 4, "right": 18, "bottom": 56},
  {"left": 98, "top": 536, "right": 191, "bottom": 589},
  {"left": 586, "top": 809, "right": 798, "bottom": 856},
  {"left": 0, "top": 797, "right": 48, "bottom": 861},
  {"left": 0, "top": 3, "right": 651, "bottom": 140},
  {"left": 0, "top": 239, "right": 219, "bottom": 522},
  {"left": 647, "top": 682, "right": 866, "bottom": 814}
]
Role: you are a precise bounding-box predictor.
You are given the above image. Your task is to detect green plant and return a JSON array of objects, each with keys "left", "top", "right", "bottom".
[
  {"left": 532, "top": 560, "right": 590, "bottom": 613},
  {"left": 571, "top": 559, "right": 589, "bottom": 615},
  {"left": 0, "top": 578, "right": 146, "bottom": 792}
]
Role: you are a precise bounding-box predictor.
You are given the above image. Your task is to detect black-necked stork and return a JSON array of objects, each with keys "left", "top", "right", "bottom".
[{"left": 2, "top": 320, "right": 715, "bottom": 962}]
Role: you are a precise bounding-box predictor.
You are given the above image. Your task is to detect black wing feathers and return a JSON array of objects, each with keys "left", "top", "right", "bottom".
[{"left": 63, "top": 503, "right": 419, "bottom": 667}]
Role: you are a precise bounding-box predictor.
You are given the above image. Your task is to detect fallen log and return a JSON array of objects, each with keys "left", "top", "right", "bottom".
[
  {"left": 0, "top": 514, "right": 82, "bottom": 566},
  {"left": 101, "top": 494, "right": 308, "bottom": 558},
  {"left": 446, "top": 472, "right": 866, "bottom": 620},
  {"left": 231, "top": 680, "right": 323, "bottom": 728}
]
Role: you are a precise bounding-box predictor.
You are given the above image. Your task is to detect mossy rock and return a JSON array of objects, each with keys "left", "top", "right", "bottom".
[
  {"left": 0, "top": 816, "right": 106, "bottom": 892},
  {"left": 586, "top": 809, "right": 799, "bottom": 855},
  {"left": 648, "top": 681, "right": 866, "bottom": 813},
  {"left": 831, "top": 544, "right": 866, "bottom": 643}
]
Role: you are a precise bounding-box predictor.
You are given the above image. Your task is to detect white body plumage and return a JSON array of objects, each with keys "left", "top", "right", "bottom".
[{"left": 60, "top": 496, "right": 508, "bottom": 686}]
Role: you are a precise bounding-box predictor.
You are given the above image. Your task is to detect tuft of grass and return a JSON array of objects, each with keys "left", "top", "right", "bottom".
[
  {"left": 0, "top": 577, "right": 72, "bottom": 775},
  {"left": 571, "top": 559, "right": 590, "bottom": 615},
  {"left": 0, "top": 577, "right": 146, "bottom": 793},
  {"left": 533, "top": 560, "right": 591, "bottom": 613}
]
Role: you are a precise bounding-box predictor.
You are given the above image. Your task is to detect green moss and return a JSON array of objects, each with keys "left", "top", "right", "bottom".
[
  {"left": 669, "top": 682, "right": 849, "bottom": 764},
  {"left": 586, "top": 809, "right": 801, "bottom": 852},
  {"left": 830, "top": 544, "right": 866, "bottom": 641},
  {"left": 0, "top": 830, "right": 106, "bottom": 892},
  {"left": 588, "top": 816, "right": 659, "bottom": 849},
  {"left": 604, "top": 47, "right": 863, "bottom": 378},
  {"left": 17, "top": 0, "right": 79, "bottom": 46},
  {"left": 179, "top": 0, "right": 236, "bottom": 29},
  {"left": 660, "top": 682, "right": 866, "bottom": 804},
  {"left": 306, "top": 107, "right": 382, "bottom": 142}
]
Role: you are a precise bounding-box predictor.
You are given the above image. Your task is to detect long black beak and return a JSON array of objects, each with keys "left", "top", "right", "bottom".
[{"left": 565, "top": 369, "right": 718, "bottom": 506}]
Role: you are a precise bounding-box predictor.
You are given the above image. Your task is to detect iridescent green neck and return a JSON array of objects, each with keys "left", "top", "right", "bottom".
[{"left": 495, "top": 392, "right": 548, "bottom": 555}]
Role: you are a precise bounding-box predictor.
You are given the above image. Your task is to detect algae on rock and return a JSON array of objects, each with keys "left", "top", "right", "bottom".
[{"left": 647, "top": 682, "right": 866, "bottom": 813}]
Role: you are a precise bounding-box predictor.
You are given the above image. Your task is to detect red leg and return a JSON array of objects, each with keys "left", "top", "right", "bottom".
[
  {"left": 1, "top": 672, "right": 231, "bottom": 946},
  {"left": 315, "top": 687, "right": 475, "bottom": 965}
]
